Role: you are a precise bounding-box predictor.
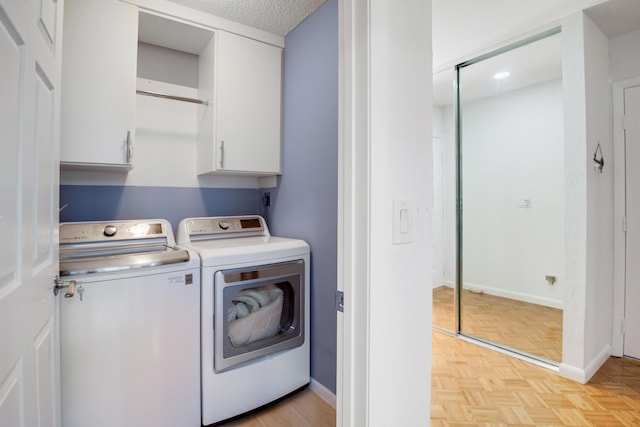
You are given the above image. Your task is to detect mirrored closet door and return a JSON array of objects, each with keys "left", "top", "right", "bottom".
[
  {"left": 458, "top": 29, "right": 564, "bottom": 363},
  {"left": 432, "top": 29, "right": 565, "bottom": 365}
]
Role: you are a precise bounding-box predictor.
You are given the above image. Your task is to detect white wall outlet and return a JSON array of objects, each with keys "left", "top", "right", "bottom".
[
  {"left": 519, "top": 197, "right": 532, "bottom": 208},
  {"left": 393, "top": 200, "right": 412, "bottom": 244}
]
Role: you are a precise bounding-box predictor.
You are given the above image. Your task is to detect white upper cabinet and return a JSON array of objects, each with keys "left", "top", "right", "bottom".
[
  {"left": 198, "top": 31, "right": 283, "bottom": 175},
  {"left": 60, "top": 0, "right": 137, "bottom": 170},
  {"left": 60, "top": 1, "right": 283, "bottom": 177}
]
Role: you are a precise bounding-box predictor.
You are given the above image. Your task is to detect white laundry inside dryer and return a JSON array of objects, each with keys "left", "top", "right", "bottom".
[{"left": 228, "top": 284, "right": 283, "bottom": 346}]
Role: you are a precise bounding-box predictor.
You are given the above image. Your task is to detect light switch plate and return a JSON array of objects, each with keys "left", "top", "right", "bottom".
[{"left": 393, "top": 200, "right": 412, "bottom": 244}]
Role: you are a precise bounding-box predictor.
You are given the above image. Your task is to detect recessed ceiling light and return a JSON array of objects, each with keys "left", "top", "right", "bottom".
[{"left": 494, "top": 71, "right": 511, "bottom": 80}]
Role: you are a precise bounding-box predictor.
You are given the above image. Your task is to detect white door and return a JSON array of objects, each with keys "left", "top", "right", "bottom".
[
  {"left": 625, "top": 84, "right": 640, "bottom": 360},
  {"left": 0, "top": 0, "right": 62, "bottom": 426}
]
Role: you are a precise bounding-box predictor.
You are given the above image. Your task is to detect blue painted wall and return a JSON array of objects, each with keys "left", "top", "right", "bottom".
[
  {"left": 262, "top": 0, "right": 338, "bottom": 394},
  {"left": 60, "top": 185, "right": 259, "bottom": 233}
]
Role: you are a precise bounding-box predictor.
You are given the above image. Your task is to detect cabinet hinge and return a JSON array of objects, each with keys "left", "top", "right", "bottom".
[
  {"left": 336, "top": 291, "right": 344, "bottom": 313},
  {"left": 622, "top": 318, "right": 627, "bottom": 334},
  {"left": 623, "top": 216, "right": 627, "bottom": 233},
  {"left": 622, "top": 115, "right": 627, "bottom": 130}
]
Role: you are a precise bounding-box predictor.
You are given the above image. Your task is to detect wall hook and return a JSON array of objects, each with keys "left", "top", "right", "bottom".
[{"left": 593, "top": 142, "right": 604, "bottom": 173}]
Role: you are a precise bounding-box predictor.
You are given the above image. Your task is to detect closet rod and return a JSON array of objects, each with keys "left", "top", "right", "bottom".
[{"left": 136, "top": 89, "right": 209, "bottom": 105}]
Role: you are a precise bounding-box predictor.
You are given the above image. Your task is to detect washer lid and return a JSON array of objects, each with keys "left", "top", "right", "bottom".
[
  {"left": 59, "top": 245, "right": 190, "bottom": 276},
  {"left": 59, "top": 219, "right": 190, "bottom": 276}
]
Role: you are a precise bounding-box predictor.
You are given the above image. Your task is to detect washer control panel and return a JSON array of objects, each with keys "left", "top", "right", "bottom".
[{"left": 60, "top": 221, "right": 166, "bottom": 243}]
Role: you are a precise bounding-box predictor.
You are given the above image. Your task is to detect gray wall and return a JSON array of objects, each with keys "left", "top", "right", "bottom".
[{"left": 262, "top": 0, "right": 338, "bottom": 393}]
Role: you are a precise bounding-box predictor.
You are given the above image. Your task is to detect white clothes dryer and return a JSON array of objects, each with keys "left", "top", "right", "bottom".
[{"left": 177, "top": 216, "right": 310, "bottom": 425}]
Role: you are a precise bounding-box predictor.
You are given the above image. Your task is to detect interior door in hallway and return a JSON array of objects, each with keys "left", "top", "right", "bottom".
[
  {"left": 625, "top": 84, "right": 640, "bottom": 360},
  {"left": 0, "top": 0, "right": 63, "bottom": 425}
]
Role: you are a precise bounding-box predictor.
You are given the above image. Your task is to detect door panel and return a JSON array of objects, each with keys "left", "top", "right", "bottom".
[
  {"left": 0, "top": 0, "right": 62, "bottom": 425},
  {"left": 0, "top": 3, "right": 21, "bottom": 295},
  {"left": 33, "top": 66, "right": 56, "bottom": 268},
  {"left": 0, "top": 363, "right": 22, "bottom": 427},
  {"left": 34, "top": 322, "right": 56, "bottom": 427},
  {"left": 625, "top": 84, "right": 640, "bottom": 359}
]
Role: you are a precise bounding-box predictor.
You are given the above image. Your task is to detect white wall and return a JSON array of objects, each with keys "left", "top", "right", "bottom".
[
  {"left": 583, "top": 10, "right": 614, "bottom": 382},
  {"left": 432, "top": 103, "right": 456, "bottom": 289},
  {"left": 432, "top": 105, "right": 455, "bottom": 289},
  {"left": 368, "top": 0, "right": 433, "bottom": 422},
  {"left": 559, "top": 11, "right": 613, "bottom": 384},
  {"left": 609, "top": 29, "right": 640, "bottom": 83},
  {"left": 460, "top": 80, "right": 565, "bottom": 308}
]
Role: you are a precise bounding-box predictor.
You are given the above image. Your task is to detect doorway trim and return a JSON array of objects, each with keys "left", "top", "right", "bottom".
[{"left": 612, "top": 76, "right": 640, "bottom": 357}]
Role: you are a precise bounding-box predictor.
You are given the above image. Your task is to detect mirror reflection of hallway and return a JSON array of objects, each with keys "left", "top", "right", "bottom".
[
  {"left": 432, "top": 66, "right": 457, "bottom": 333},
  {"left": 432, "top": 29, "right": 564, "bottom": 364}
]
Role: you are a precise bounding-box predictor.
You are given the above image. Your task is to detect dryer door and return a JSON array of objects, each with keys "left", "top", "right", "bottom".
[{"left": 214, "top": 259, "right": 305, "bottom": 372}]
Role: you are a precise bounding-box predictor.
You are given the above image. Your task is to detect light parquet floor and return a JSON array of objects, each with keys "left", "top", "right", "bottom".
[
  {"left": 433, "top": 286, "right": 563, "bottom": 362},
  {"left": 431, "top": 330, "right": 640, "bottom": 426},
  {"left": 219, "top": 332, "right": 640, "bottom": 426},
  {"left": 218, "top": 388, "right": 335, "bottom": 427}
]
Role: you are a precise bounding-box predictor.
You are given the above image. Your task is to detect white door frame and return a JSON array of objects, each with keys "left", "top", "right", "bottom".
[
  {"left": 612, "top": 76, "right": 640, "bottom": 357},
  {"left": 337, "top": 0, "right": 433, "bottom": 425},
  {"left": 336, "top": 0, "right": 371, "bottom": 424}
]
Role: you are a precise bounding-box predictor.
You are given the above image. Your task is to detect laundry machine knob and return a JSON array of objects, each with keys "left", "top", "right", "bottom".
[
  {"left": 218, "top": 220, "right": 230, "bottom": 230},
  {"left": 103, "top": 225, "right": 117, "bottom": 237}
]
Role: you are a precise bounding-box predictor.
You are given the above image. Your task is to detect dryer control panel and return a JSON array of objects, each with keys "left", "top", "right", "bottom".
[{"left": 182, "top": 216, "right": 267, "bottom": 239}]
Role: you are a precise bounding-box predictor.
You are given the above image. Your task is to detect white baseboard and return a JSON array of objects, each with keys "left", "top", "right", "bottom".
[
  {"left": 585, "top": 344, "right": 612, "bottom": 382},
  {"left": 434, "top": 280, "right": 563, "bottom": 309},
  {"left": 309, "top": 377, "right": 336, "bottom": 408},
  {"left": 558, "top": 362, "right": 586, "bottom": 383},
  {"left": 559, "top": 344, "right": 611, "bottom": 384}
]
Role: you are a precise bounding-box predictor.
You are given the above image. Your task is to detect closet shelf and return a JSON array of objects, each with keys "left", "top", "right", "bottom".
[{"left": 136, "top": 89, "right": 208, "bottom": 105}]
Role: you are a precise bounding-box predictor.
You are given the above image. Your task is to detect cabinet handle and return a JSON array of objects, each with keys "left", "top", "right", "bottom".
[
  {"left": 220, "top": 140, "right": 224, "bottom": 169},
  {"left": 126, "top": 130, "right": 133, "bottom": 163}
]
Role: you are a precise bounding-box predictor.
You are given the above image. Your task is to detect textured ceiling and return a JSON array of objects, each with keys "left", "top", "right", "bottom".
[{"left": 165, "top": 0, "right": 326, "bottom": 36}]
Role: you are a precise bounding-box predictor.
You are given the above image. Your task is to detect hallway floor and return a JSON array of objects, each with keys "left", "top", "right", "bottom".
[
  {"left": 222, "top": 332, "right": 640, "bottom": 426},
  {"left": 431, "top": 330, "right": 640, "bottom": 426}
]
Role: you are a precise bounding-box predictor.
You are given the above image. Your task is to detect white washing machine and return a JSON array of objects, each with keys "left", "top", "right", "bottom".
[
  {"left": 176, "top": 215, "right": 310, "bottom": 425},
  {"left": 57, "top": 219, "right": 201, "bottom": 427}
]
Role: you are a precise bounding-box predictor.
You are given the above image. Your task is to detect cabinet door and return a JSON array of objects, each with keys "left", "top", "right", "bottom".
[
  {"left": 215, "top": 31, "right": 282, "bottom": 174},
  {"left": 60, "top": 0, "right": 137, "bottom": 168}
]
